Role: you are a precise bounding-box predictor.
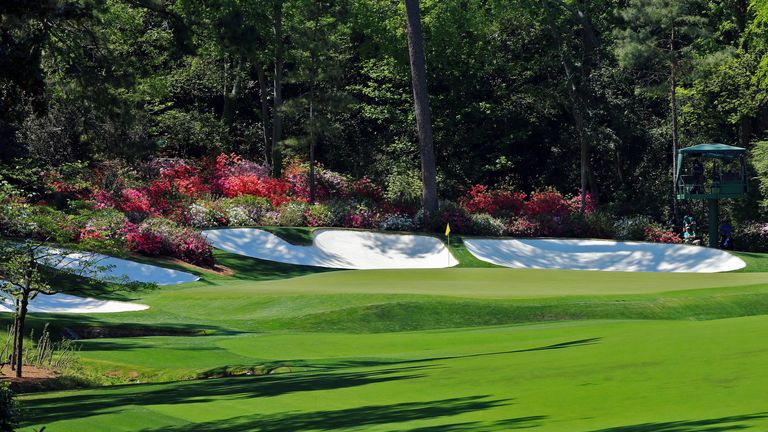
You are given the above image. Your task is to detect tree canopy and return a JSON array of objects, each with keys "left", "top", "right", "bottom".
[{"left": 1, "top": 0, "right": 767, "bottom": 220}]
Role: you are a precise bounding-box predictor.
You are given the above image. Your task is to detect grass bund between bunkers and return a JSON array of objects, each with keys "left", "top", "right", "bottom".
[{"left": 10, "top": 230, "right": 768, "bottom": 432}]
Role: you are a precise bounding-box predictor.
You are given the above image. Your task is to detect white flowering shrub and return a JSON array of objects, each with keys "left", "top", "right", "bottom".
[
  {"left": 278, "top": 202, "right": 308, "bottom": 226},
  {"left": 261, "top": 210, "right": 281, "bottom": 226},
  {"left": 226, "top": 206, "right": 254, "bottom": 226},
  {"left": 470, "top": 213, "right": 506, "bottom": 237},
  {"left": 379, "top": 214, "right": 417, "bottom": 232},
  {"left": 187, "top": 203, "right": 211, "bottom": 228}
]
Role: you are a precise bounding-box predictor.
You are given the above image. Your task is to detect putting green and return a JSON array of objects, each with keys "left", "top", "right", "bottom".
[{"left": 39, "top": 265, "right": 768, "bottom": 335}]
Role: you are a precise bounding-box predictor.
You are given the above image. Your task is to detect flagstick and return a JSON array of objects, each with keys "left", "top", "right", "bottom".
[{"left": 445, "top": 223, "right": 451, "bottom": 267}]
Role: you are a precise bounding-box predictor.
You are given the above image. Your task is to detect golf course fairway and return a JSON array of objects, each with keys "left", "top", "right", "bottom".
[
  {"left": 12, "top": 243, "right": 768, "bottom": 431},
  {"left": 20, "top": 317, "right": 768, "bottom": 431}
]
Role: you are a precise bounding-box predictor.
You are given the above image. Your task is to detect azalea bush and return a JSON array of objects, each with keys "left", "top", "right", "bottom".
[
  {"left": 459, "top": 185, "right": 525, "bottom": 218},
  {"left": 150, "top": 158, "right": 211, "bottom": 199},
  {"left": 305, "top": 203, "right": 334, "bottom": 227},
  {"left": 214, "top": 153, "right": 289, "bottom": 206},
  {"left": 735, "top": 222, "right": 768, "bottom": 252},
  {"left": 418, "top": 201, "right": 472, "bottom": 234},
  {"left": 349, "top": 177, "right": 384, "bottom": 205},
  {"left": 186, "top": 201, "right": 229, "bottom": 228},
  {"left": 116, "top": 188, "right": 153, "bottom": 221},
  {"left": 643, "top": 224, "right": 682, "bottom": 244},
  {"left": 470, "top": 213, "right": 507, "bottom": 237},
  {"left": 222, "top": 204, "right": 254, "bottom": 227},
  {"left": 567, "top": 190, "right": 598, "bottom": 215},
  {"left": 525, "top": 189, "right": 573, "bottom": 219},
  {"left": 285, "top": 162, "right": 350, "bottom": 202},
  {"left": 343, "top": 203, "right": 382, "bottom": 229},
  {"left": 458, "top": 185, "right": 601, "bottom": 237},
  {"left": 124, "top": 222, "right": 163, "bottom": 256},
  {"left": 125, "top": 218, "right": 214, "bottom": 266},
  {"left": 218, "top": 175, "right": 291, "bottom": 206},
  {"left": 507, "top": 216, "right": 540, "bottom": 237}
]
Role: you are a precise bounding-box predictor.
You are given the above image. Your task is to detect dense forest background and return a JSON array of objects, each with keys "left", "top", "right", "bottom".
[{"left": 2, "top": 0, "right": 768, "bottom": 221}]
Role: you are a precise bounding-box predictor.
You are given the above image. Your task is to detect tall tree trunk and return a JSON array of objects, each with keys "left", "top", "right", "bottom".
[
  {"left": 309, "top": 95, "right": 316, "bottom": 204},
  {"left": 222, "top": 56, "right": 242, "bottom": 125},
  {"left": 670, "top": 23, "right": 679, "bottom": 219},
  {"left": 308, "top": 6, "right": 320, "bottom": 205},
  {"left": 404, "top": 0, "right": 438, "bottom": 220},
  {"left": 14, "top": 294, "right": 28, "bottom": 378},
  {"left": 255, "top": 61, "right": 272, "bottom": 163},
  {"left": 9, "top": 305, "right": 20, "bottom": 370},
  {"left": 271, "top": 0, "right": 284, "bottom": 178},
  {"left": 739, "top": 117, "right": 751, "bottom": 147}
]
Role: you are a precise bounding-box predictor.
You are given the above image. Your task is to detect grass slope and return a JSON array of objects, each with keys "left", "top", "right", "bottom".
[{"left": 20, "top": 316, "right": 768, "bottom": 431}]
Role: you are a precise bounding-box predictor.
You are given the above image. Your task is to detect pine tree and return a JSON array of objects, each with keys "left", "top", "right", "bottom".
[{"left": 614, "top": 0, "right": 708, "bottom": 217}]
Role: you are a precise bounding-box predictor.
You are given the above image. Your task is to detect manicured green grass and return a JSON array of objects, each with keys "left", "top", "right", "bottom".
[
  {"left": 20, "top": 316, "right": 768, "bottom": 431},
  {"left": 20, "top": 266, "right": 768, "bottom": 336},
  {"left": 733, "top": 251, "right": 768, "bottom": 272},
  {"left": 11, "top": 229, "right": 768, "bottom": 431}
]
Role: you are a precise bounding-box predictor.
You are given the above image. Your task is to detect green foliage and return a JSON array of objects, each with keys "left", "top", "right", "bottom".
[
  {"left": 154, "top": 110, "right": 230, "bottom": 157},
  {"left": 615, "top": 0, "right": 709, "bottom": 68},
  {"left": 469, "top": 213, "right": 506, "bottom": 237},
  {"left": 1, "top": 0, "right": 768, "bottom": 235},
  {"left": 304, "top": 203, "right": 334, "bottom": 227},
  {"left": 734, "top": 221, "right": 768, "bottom": 252},
  {"left": 752, "top": 141, "right": 768, "bottom": 212},
  {"left": 614, "top": 214, "right": 654, "bottom": 241},
  {"left": 278, "top": 202, "right": 308, "bottom": 227},
  {"left": 0, "top": 382, "right": 18, "bottom": 432},
  {"left": 385, "top": 169, "right": 422, "bottom": 210},
  {"left": 561, "top": 210, "right": 616, "bottom": 239}
]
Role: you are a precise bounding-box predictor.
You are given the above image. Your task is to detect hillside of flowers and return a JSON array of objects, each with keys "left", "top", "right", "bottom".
[{"left": 0, "top": 154, "right": 704, "bottom": 267}]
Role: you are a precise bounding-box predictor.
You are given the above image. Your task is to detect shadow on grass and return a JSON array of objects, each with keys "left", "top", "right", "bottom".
[
  {"left": 134, "top": 395, "right": 517, "bottom": 432},
  {"left": 0, "top": 314, "right": 232, "bottom": 340},
  {"left": 590, "top": 412, "right": 768, "bottom": 431},
  {"left": 214, "top": 251, "right": 336, "bottom": 281},
  {"left": 405, "top": 416, "right": 548, "bottom": 431},
  {"left": 448, "top": 235, "right": 502, "bottom": 268},
  {"left": 291, "top": 337, "right": 603, "bottom": 371},
  {"left": 22, "top": 365, "right": 434, "bottom": 426}
]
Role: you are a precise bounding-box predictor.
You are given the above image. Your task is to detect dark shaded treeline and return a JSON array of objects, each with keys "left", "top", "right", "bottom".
[{"left": 1, "top": 0, "right": 767, "bottom": 218}]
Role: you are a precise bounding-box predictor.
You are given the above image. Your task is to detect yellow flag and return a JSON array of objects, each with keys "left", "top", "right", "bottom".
[{"left": 445, "top": 223, "right": 451, "bottom": 236}]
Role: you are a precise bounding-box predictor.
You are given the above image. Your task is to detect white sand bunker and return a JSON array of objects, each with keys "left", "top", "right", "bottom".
[
  {"left": 0, "top": 291, "right": 148, "bottom": 314},
  {"left": 39, "top": 248, "right": 200, "bottom": 285},
  {"left": 203, "top": 228, "right": 458, "bottom": 269},
  {"left": 0, "top": 250, "right": 197, "bottom": 314},
  {"left": 464, "top": 238, "right": 746, "bottom": 273}
]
